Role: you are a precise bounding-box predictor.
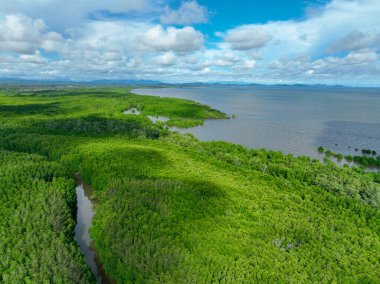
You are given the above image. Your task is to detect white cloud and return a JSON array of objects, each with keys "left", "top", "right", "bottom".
[
  {"left": 202, "top": 51, "right": 242, "bottom": 67},
  {"left": 208, "top": 0, "right": 380, "bottom": 84},
  {"left": 243, "top": 60, "right": 256, "bottom": 69},
  {"left": 267, "top": 51, "right": 379, "bottom": 84},
  {"left": 0, "top": 14, "right": 63, "bottom": 54},
  {"left": 19, "top": 51, "right": 47, "bottom": 64},
  {"left": 330, "top": 31, "right": 380, "bottom": 52},
  {"left": 322, "top": 51, "right": 378, "bottom": 65},
  {"left": 139, "top": 25, "right": 204, "bottom": 52},
  {"left": 41, "top": 70, "right": 60, "bottom": 76},
  {"left": 215, "top": 53, "right": 240, "bottom": 64},
  {"left": 305, "top": 69, "right": 314, "bottom": 76},
  {"left": 160, "top": 1, "right": 208, "bottom": 25},
  {"left": 221, "top": 0, "right": 380, "bottom": 59},
  {"left": 224, "top": 28, "right": 272, "bottom": 50},
  {"left": 0, "top": 0, "right": 380, "bottom": 85},
  {"left": 155, "top": 52, "right": 177, "bottom": 65},
  {"left": 0, "top": 0, "right": 152, "bottom": 31}
]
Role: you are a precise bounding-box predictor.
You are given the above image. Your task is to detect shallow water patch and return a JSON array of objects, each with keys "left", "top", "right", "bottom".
[
  {"left": 123, "top": 108, "right": 141, "bottom": 115},
  {"left": 147, "top": 115, "right": 170, "bottom": 123}
]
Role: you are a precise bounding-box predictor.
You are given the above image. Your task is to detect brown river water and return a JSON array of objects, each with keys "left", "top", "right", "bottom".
[{"left": 74, "top": 175, "right": 114, "bottom": 284}]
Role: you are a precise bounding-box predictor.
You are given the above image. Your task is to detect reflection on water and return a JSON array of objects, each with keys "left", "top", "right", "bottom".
[{"left": 133, "top": 86, "right": 380, "bottom": 158}]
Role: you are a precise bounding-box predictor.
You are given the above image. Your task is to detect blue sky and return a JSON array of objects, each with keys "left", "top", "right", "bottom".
[
  {"left": 198, "top": 0, "right": 328, "bottom": 29},
  {"left": 0, "top": 0, "right": 379, "bottom": 85}
]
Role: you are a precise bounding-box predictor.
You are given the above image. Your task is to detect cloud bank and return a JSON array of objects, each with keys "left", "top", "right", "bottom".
[{"left": 0, "top": 0, "right": 379, "bottom": 85}]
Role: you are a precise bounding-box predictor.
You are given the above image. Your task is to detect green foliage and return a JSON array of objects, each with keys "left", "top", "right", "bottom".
[
  {"left": 352, "top": 155, "right": 380, "bottom": 168},
  {"left": 125, "top": 91, "right": 227, "bottom": 122},
  {"left": 362, "top": 149, "right": 377, "bottom": 156},
  {"left": 0, "top": 150, "right": 94, "bottom": 283},
  {"left": 322, "top": 148, "right": 380, "bottom": 169},
  {"left": 0, "top": 86, "right": 379, "bottom": 283},
  {"left": 345, "top": 155, "right": 354, "bottom": 162},
  {"left": 166, "top": 117, "right": 205, "bottom": 128},
  {"left": 36, "top": 116, "right": 162, "bottom": 138}
]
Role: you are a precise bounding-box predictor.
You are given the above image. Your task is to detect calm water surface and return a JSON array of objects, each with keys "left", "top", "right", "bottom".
[
  {"left": 133, "top": 86, "right": 380, "bottom": 158},
  {"left": 75, "top": 184, "right": 102, "bottom": 283}
]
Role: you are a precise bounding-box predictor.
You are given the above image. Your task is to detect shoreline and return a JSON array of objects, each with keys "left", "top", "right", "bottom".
[{"left": 131, "top": 87, "right": 379, "bottom": 172}]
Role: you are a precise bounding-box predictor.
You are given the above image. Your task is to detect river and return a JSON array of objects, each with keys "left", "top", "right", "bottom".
[
  {"left": 74, "top": 183, "right": 103, "bottom": 283},
  {"left": 74, "top": 177, "right": 114, "bottom": 284}
]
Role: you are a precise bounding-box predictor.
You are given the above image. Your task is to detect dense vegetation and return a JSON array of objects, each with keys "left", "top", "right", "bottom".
[
  {"left": 0, "top": 86, "right": 379, "bottom": 283},
  {"left": 0, "top": 150, "right": 94, "bottom": 283},
  {"left": 348, "top": 155, "right": 380, "bottom": 168}
]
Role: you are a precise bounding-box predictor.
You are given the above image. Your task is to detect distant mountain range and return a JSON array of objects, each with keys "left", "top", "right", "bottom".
[
  {"left": 0, "top": 77, "right": 373, "bottom": 88},
  {"left": 0, "top": 78, "right": 162, "bottom": 85}
]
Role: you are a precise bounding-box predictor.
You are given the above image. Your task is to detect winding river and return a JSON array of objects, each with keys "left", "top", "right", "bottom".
[
  {"left": 74, "top": 178, "right": 114, "bottom": 283},
  {"left": 74, "top": 183, "right": 102, "bottom": 283}
]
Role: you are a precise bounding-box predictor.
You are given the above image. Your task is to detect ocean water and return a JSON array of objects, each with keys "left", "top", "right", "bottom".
[{"left": 133, "top": 86, "right": 380, "bottom": 158}]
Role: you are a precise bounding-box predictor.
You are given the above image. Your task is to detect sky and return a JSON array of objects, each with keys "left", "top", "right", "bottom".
[{"left": 0, "top": 0, "right": 380, "bottom": 85}]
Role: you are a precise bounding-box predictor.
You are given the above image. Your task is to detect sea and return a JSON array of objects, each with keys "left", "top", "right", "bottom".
[{"left": 133, "top": 85, "right": 380, "bottom": 159}]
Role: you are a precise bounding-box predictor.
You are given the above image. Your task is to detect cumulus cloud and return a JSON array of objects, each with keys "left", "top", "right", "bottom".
[
  {"left": 330, "top": 31, "right": 380, "bottom": 52},
  {"left": 221, "top": 0, "right": 380, "bottom": 58},
  {"left": 242, "top": 60, "right": 256, "bottom": 69},
  {"left": 139, "top": 25, "right": 204, "bottom": 52},
  {"left": 267, "top": 50, "right": 379, "bottom": 84},
  {"left": 0, "top": 14, "right": 64, "bottom": 54},
  {"left": 19, "top": 51, "right": 48, "bottom": 64},
  {"left": 224, "top": 28, "right": 272, "bottom": 50},
  {"left": 155, "top": 52, "right": 177, "bottom": 65},
  {"left": 0, "top": 0, "right": 152, "bottom": 30},
  {"left": 160, "top": 1, "right": 208, "bottom": 25},
  {"left": 323, "top": 51, "right": 378, "bottom": 65},
  {"left": 201, "top": 51, "right": 242, "bottom": 67},
  {"left": 214, "top": 53, "right": 240, "bottom": 64},
  {"left": 207, "top": 0, "right": 380, "bottom": 84}
]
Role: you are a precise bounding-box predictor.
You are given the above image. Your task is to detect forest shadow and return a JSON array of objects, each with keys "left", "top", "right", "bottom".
[
  {"left": 27, "top": 115, "right": 161, "bottom": 138},
  {"left": 0, "top": 102, "right": 61, "bottom": 116},
  {"left": 106, "top": 177, "right": 228, "bottom": 221},
  {"left": 85, "top": 144, "right": 229, "bottom": 218},
  {"left": 36, "top": 90, "right": 125, "bottom": 98},
  {"left": 96, "top": 175, "right": 230, "bottom": 281},
  {"left": 86, "top": 145, "right": 171, "bottom": 180}
]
